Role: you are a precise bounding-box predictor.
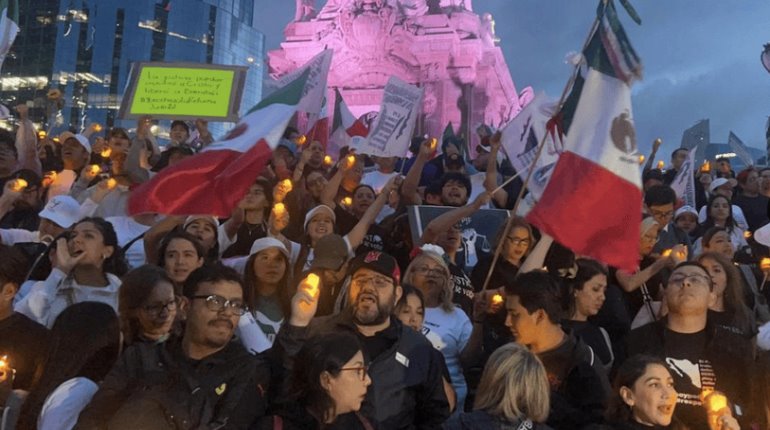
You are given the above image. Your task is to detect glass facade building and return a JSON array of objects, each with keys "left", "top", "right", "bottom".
[{"left": 1, "top": 0, "right": 264, "bottom": 137}]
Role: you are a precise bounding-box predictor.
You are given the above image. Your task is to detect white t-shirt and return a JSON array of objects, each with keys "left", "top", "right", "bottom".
[
  {"left": 38, "top": 377, "right": 99, "bottom": 430},
  {"left": 697, "top": 204, "right": 749, "bottom": 231},
  {"left": 106, "top": 216, "right": 151, "bottom": 269},
  {"left": 422, "top": 307, "right": 472, "bottom": 411},
  {"left": 46, "top": 170, "right": 77, "bottom": 202},
  {"left": 0, "top": 228, "right": 40, "bottom": 245}
]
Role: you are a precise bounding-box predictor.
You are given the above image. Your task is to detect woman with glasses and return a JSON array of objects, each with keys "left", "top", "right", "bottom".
[
  {"left": 403, "top": 251, "right": 482, "bottom": 414},
  {"left": 118, "top": 264, "right": 178, "bottom": 345},
  {"left": 444, "top": 342, "right": 552, "bottom": 430},
  {"left": 615, "top": 217, "right": 683, "bottom": 323},
  {"left": 257, "top": 332, "right": 373, "bottom": 429}
]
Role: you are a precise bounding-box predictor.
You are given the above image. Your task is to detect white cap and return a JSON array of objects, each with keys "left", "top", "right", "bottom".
[
  {"left": 674, "top": 205, "right": 698, "bottom": 220},
  {"left": 249, "top": 237, "right": 289, "bottom": 258},
  {"left": 183, "top": 215, "right": 219, "bottom": 230},
  {"left": 60, "top": 132, "right": 91, "bottom": 153},
  {"left": 755, "top": 222, "right": 770, "bottom": 247},
  {"left": 303, "top": 204, "right": 336, "bottom": 231},
  {"left": 708, "top": 177, "right": 737, "bottom": 193},
  {"left": 38, "top": 195, "right": 81, "bottom": 228}
]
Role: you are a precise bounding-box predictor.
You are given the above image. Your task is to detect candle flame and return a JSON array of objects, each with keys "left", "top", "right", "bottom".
[
  {"left": 324, "top": 155, "right": 333, "bottom": 165},
  {"left": 701, "top": 160, "right": 711, "bottom": 173},
  {"left": 702, "top": 391, "right": 728, "bottom": 413},
  {"left": 280, "top": 179, "right": 293, "bottom": 193},
  {"left": 662, "top": 249, "right": 672, "bottom": 257},
  {"left": 273, "top": 203, "right": 286, "bottom": 216},
  {"left": 761, "top": 258, "right": 770, "bottom": 271},
  {"left": 106, "top": 178, "right": 117, "bottom": 189},
  {"left": 744, "top": 231, "right": 752, "bottom": 239},
  {"left": 100, "top": 147, "right": 112, "bottom": 158},
  {"left": 305, "top": 273, "right": 320, "bottom": 297},
  {"left": 638, "top": 154, "right": 645, "bottom": 164},
  {"left": 38, "top": 130, "right": 47, "bottom": 138},
  {"left": 492, "top": 294, "right": 504, "bottom": 305},
  {"left": 89, "top": 164, "right": 101, "bottom": 175},
  {"left": 296, "top": 135, "right": 307, "bottom": 145},
  {"left": 429, "top": 138, "right": 437, "bottom": 150},
  {"left": 346, "top": 155, "right": 356, "bottom": 167},
  {"left": 93, "top": 123, "right": 103, "bottom": 132},
  {"left": 657, "top": 160, "right": 665, "bottom": 170},
  {"left": 10, "top": 179, "right": 27, "bottom": 192},
  {"left": 342, "top": 197, "right": 352, "bottom": 207}
]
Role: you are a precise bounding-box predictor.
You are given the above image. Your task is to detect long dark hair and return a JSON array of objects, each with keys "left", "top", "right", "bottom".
[
  {"left": 243, "top": 248, "right": 292, "bottom": 317},
  {"left": 17, "top": 302, "right": 120, "bottom": 429},
  {"left": 703, "top": 194, "right": 737, "bottom": 233},
  {"left": 563, "top": 258, "right": 608, "bottom": 318},
  {"left": 697, "top": 252, "right": 754, "bottom": 336},
  {"left": 72, "top": 217, "right": 129, "bottom": 277},
  {"left": 288, "top": 332, "right": 363, "bottom": 424},
  {"left": 118, "top": 264, "right": 175, "bottom": 345},
  {"left": 606, "top": 355, "right": 673, "bottom": 425}
]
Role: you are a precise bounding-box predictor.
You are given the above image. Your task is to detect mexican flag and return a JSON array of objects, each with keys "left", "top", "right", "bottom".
[
  {"left": 128, "top": 69, "right": 310, "bottom": 217},
  {"left": 328, "top": 88, "right": 368, "bottom": 157},
  {"left": 526, "top": 0, "right": 643, "bottom": 271}
]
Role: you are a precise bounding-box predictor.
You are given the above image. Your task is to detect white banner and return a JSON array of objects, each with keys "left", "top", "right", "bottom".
[
  {"left": 670, "top": 148, "right": 696, "bottom": 207},
  {"left": 360, "top": 76, "right": 423, "bottom": 158},
  {"left": 0, "top": 9, "right": 18, "bottom": 73},
  {"left": 270, "top": 49, "right": 332, "bottom": 116},
  {"left": 500, "top": 92, "right": 558, "bottom": 199}
]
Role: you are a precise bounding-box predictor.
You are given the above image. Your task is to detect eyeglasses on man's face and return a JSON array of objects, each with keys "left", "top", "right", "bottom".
[
  {"left": 667, "top": 273, "right": 711, "bottom": 289},
  {"left": 352, "top": 275, "right": 393, "bottom": 289},
  {"left": 191, "top": 294, "right": 248, "bottom": 315}
]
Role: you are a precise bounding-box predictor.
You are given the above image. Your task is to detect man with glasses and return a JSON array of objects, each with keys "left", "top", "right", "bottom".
[
  {"left": 277, "top": 250, "right": 450, "bottom": 429},
  {"left": 77, "top": 265, "right": 269, "bottom": 429},
  {"left": 623, "top": 262, "right": 753, "bottom": 429},
  {"left": 644, "top": 185, "right": 692, "bottom": 254}
]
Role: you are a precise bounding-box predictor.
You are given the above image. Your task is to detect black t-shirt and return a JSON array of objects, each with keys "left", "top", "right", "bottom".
[
  {"left": 0, "top": 312, "right": 50, "bottom": 389},
  {"left": 561, "top": 319, "right": 613, "bottom": 367},
  {"left": 221, "top": 221, "right": 267, "bottom": 258},
  {"left": 732, "top": 193, "right": 770, "bottom": 231},
  {"left": 663, "top": 328, "right": 712, "bottom": 429},
  {"left": 358, "top": 320, "right": 399, "bottom": 363}
]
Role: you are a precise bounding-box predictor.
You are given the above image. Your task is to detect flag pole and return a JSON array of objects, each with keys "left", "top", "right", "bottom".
[{"left": 479, "top": 11, "right": 603, "bottom": 292}]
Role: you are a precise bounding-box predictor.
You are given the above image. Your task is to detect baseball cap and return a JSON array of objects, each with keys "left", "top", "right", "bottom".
[
  {"left": 183, "top": 215, "right": 219, "bottom": 230},
  {"left": 310, "top": 234, "right": 348, "bottom": 271},
  {"left": 708, "top": 177, "right": 738, "bottom": 193},
  {"left": 60, "top": 132, "right": 91, "bottom": 153},
  {"left": 39, "top": 195, "right": 81, "bottom": 228},
  {"left": 348, "top": 251, "right": 400, "bottom": 285},
  {"left": 304, "top": 205, "right": 336, "bottom": 231},
  {"left": 249, "top": 237, "right": 289, "bottom": 259},
  {"left": 674, "top": 205, "right": 698, "bottom": 220}
]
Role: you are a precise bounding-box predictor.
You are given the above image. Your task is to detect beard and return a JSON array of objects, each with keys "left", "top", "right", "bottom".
[{"left": 352, "top": 291, "right": 394, "bottom": 326}]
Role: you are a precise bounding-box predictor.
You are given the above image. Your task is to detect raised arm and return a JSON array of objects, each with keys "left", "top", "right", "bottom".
[
  {"left": 421, "top": 192, "right": 490, "bottom": 245},
  {"left": 346, "top": 175, "right": 402, "bottom": 250},
  {"left": 402, "top": 138, "right": 432, "bottom": 205},
  {"left": 15, "top": 105, "right": 42, "bottom": 175},
  {"left": 320, "top": 156, "right": 354, "bottom": 209},
  {"left": 518, "top": 233, "right": 554, "bottom": 274},
  {"left": 483, "top": 132, "right": 508, "bottom": 208},
  {"left": 143, "top": 215, "right": 185, "bottom": 265}
]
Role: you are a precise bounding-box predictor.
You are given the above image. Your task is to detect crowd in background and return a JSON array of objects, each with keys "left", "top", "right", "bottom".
[{"left": 0, "top": 108, "right": 767, "bottom": 430}]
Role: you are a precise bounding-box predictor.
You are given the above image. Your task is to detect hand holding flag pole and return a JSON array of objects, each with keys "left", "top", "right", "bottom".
[{"left": 479, "top": 8, "right": 604, "bottom": 292}]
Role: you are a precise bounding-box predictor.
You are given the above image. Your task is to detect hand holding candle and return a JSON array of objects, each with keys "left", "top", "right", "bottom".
[
  {"left": 761, "top": 257, "right": 770, "bottom": 272},
  {"left": 106, "top": 178, "right": 118, "bottom": 190},
  {"left": 324, "top": 155, "right": 333, "bottom": 166},
  {"left": 305, "top": 273, "right": 320, "bottom": 298},
  {"left": 100, "top": 147, "right": 112, "bottom": 158},
  {"left": 10, "top": 179, "right": 27, "bottom": 192},
  {"left": 295, "top": 135, "right": 307, "bottom": 145},
  {"left": 341, "top": 196, "right": 352, "bottom": 207},
  {"left": 346, "top": 154, "right": 356, "bottom": 169},
  {"left": 0, "top": 355, "right": 13, "bottom": 384},
  {"left": 701, "top": 160, "right": 711, "bottom": 173},
  {"left": 88, "top": 164, "right": 101, "bottom": 176}
]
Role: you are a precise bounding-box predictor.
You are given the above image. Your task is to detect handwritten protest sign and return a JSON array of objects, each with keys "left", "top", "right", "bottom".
[
  {"left": 360, "top": 76, "right": 423, "bottom": 158},
  {"left": 119, "top": 62, "right": 247, "bottom": 121}
]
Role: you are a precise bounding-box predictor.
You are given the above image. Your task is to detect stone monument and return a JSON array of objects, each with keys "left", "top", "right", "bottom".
[{"left": 269, "top": 0, "right": 533, "bottom": 151}]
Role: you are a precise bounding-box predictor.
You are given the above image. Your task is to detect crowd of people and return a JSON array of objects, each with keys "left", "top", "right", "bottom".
[{"left": 0, "top": 107, "right": 767, "bottom": 430}]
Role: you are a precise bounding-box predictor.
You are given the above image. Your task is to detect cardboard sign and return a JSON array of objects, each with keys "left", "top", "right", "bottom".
[
  {"left": 407, "top": 205, "right": 510, "bottom": 272},
  {"left": 362, "top": 76, "right": 423, "bottom": 158},
  {"left": 119, "top": 62, "right": 247, "bottom": 121}
]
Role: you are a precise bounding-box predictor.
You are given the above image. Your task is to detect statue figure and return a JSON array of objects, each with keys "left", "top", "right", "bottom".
[
  {"left": 480, "top": 13, "right": 499, "bottom": 47},
  {"left": 439, "top": 0, "right": 472, "bottom": 11},
  {"left": 295, "top": 0, "right": 316, "bottom": 21}
]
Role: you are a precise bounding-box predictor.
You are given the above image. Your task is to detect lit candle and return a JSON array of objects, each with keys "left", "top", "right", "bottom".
[
  {"left": 744, "top": 231, "right": 752, "bottom": 239},
  {"left": 100, "top": 147, "right": 112, "bottom": 158},
  {"left": 52, "top": 137, "right": 60, "bottom": 143},
  {"left": 324, "top": 155, "right": 333, "bottom": 166},
  {"left": 701, "top": 160, "right": 711, "bottom": 173},
  {"left": 106, "top": 178, "right": 117, "bottom": 190},
  {"left": 657, "top": 160, "right": 665, "bottom": 170},
  {"left": 346, "top": 154, "right": 356, "bottom": 168},
  {"left": 10, "top": 179, "right": 27, "bottom": 192},
  {"left": 761, "top": 257, "right": 770, "bottom": 271},
  {"left": 702, "top": 390, "right": 728, "bottom": 414},
  {"left": 93, "top": 123, "right": 103, "bottom": 132},
  {"left": 0, "top": 355, "right": 10, "bottom": 383},
  {"left": 429, "top": 138, "right": 437, "bottom": 150},
  {"left": 662, "top": 249, "right": 672, "bottom": 257},
  {"left": 638, "top": 154, "right": 645, "bottom": 164},
  {"left": 305, "top": 273, "right": 320, "bottom": 297},
  {"left": 295, "top": 135, "right": 307, "bottom": 145},
  {"left": 341, "top": 197, "right": 352, "bottom": 207},
  {"left": 42, "top": 171, "right": 57, "bottom": 187},
  {"left": 37, "top": 130, "right": 47, "bottom": 138},
  {"left": 492, "top": 294, "right": 504, "bottom": 305},
  {"left": 280, "top": 179, "right": 293, "bottom": 194},
  {"left": 88, "top": 164, "right": 101, "bottom": 175},
  {"left": 273, "top": 202, "right": 286, "bottom": 217}
]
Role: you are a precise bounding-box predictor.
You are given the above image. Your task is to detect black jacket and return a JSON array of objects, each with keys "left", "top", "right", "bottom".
[
  {"left": 622, "top": 318, "right": 753, "bottom": 429},
  {"left": 443, "top": 411, "right": 554, "bottom": 430},
  {"left": 75, "top": 337, "right": 270, "bottom": 429},
  {"left": 538, "top": 332, "right": 611, "bottom": 430},
  {"left": 272, "top": 312, "right": 450, "bottom": 429}
]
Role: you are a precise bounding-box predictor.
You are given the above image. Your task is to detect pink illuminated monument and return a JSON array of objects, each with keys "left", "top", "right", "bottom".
[{"left": 270, "top": 0, "right": 534, "bottom": 151}]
